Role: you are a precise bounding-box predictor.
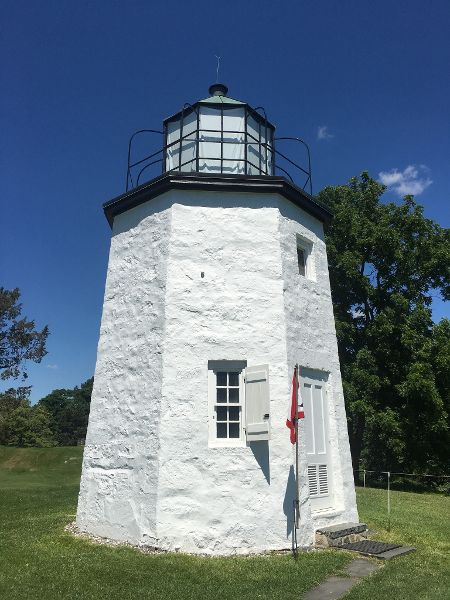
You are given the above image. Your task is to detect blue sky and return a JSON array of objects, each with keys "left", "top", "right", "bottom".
[{"left": 1, "top": 0, "right": 449, "bottom": 402}]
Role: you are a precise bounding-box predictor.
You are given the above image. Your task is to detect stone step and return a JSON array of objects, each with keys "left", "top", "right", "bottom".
[
  {"left": 375, "top": 546, "right": 416, "bottom": 560},
  {"left": 315, "top": 522, "right": 368, "bottom": 547}
]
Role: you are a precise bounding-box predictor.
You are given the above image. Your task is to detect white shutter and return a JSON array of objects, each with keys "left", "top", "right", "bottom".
[{"left": 244, "top": 365, "right": 270, "bottom": 442}]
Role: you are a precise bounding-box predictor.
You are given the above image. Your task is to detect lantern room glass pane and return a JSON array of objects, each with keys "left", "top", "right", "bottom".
[
  {"left": 182, "top": 111, "right": 197, "bottom": 136},
  {"left": 223, "top": 108, "right": 245, "bottom": 174},
  {"left": 199, "top": 107, "right": 221, "bottom": 132},
  {"left": 247, "top": 115, "right": 259, "bottom": 143},
  {"left": 199, "top": 136, "right": 221, "bottom": 160},
  {"left": 247, "top": 115, "right": 260, "bottom": 174},
  {"left": 166, "top": 120, "right": 181, "bottom": 171},
  {"left": 222, "top": 108, "right": 245, "bottom": 133},
  {"left": 179, "top": 112, "right": 197, "bottom": 172},
  {"left": 200, "top": 159, "right": 222, "bottom": 173}
]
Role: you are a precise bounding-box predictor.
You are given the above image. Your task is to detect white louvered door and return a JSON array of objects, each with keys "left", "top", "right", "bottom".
[{"left": 301, "top": 370, "right": 334, "bottom": 511}]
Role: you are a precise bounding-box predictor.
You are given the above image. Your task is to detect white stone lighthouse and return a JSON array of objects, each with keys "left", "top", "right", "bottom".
[{"left": 76, "top": 84, "right": 359, "bottom": 554}]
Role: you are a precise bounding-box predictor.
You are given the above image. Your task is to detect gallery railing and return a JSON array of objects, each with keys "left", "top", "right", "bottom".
[{"left": 125, "top": 129, "right": 313, "bottom": 196}]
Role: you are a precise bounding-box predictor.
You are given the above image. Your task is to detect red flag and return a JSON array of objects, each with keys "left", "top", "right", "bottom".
[{"left": 286, "top": 367, "right": 305, "bottom": 445}]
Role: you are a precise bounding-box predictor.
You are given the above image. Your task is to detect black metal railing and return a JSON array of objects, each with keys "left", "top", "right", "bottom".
[{"left": 125, "top": 129, "right": 313, "bottom": 196}]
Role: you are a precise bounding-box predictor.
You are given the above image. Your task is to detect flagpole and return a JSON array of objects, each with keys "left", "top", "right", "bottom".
[{"left": 295, "top": 363, "right": 300, "bottom": 529}]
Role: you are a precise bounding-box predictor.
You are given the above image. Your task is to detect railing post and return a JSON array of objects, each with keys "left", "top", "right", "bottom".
[{"left": 387, "top": 471, "right": 391, "bottom": 532}]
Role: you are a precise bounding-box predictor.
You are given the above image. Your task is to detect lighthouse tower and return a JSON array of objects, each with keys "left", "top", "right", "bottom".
[{"left": 76, "top": 84, "right": 359, "bottom": 554}]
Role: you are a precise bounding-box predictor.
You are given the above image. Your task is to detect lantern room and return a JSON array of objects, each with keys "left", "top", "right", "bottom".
[
  {"left": 125, "top": 84, "right": 313, "bottom": 196},
  {"left": 164, "top": 83, "right": 275, "bottom": 176}
]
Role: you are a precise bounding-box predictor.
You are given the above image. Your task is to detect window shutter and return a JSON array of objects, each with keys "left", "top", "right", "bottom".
[{"left": 244, "top": 365, "right": 270, "bottom": 442}]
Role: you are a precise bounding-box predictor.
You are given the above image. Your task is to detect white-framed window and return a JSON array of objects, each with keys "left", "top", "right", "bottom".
[
  {"left": 207, "top": 361, "right": 271, "bottom": 446},
  {"left": 208, "top": 360, "right": 246, "bottom": 447},
  {"left": 296, "top": 235, "right": 315, "bottom": 280}
]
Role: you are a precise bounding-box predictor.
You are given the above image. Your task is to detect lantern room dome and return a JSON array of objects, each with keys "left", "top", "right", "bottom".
[{"left": 163, "top": 84, "right": 275, "bottom": 177}]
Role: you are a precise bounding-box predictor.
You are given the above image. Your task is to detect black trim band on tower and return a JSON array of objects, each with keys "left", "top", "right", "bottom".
[{"left": 103, "top": 172, "right": 332, "bottom": 228}]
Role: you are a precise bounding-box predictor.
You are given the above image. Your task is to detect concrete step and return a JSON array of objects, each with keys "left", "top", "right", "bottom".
[{"left": 315, "top": 522, "right": 368, "bottom": 547}]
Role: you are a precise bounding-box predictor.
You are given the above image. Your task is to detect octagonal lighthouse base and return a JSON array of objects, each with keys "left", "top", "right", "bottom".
[{"left": 76, "top": 174, "right": 358, "bottom": 555}]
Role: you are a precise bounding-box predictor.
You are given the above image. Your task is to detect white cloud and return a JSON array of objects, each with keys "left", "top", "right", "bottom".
[
  {"left": 317, "top": 125, "right": 334, "bottom": 140},
  {"left": 378, "top": 164, "right": 432, "bottom": 197},
  {"left": 46, "top": 364, "right": 58, "bottom": 370}
]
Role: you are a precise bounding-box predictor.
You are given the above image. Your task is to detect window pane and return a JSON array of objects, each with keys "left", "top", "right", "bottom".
[
  {"left": 229, "top": 372, "right": 239, "bottom": 387},
  {"left": 216, "top": 372, "right": 227, "bottom": 386},
  {"left": 199, "top": 107, "right": 222, "bottom": 131},
  {"left": 297, "top": 247, "right": 306, "bottom": 276},
  {"left": 228, "top": 406, "right": 240, "bottom": 421},
  {"left": 222, "top": 107, "right": 245, "bottom": 132},
  {"left": 216, "top": 406, "right": 227, "bottom": 421},
  {"left": 229, "top": 423, "right": 240, "bottom": 438},
  {"left": 217, "top": 388, "right": 227, "bottom": 403},
  {"left": 217, "top": 423, "right": 227, "bottom": 438},
  {"left": 229, "top": 388, "right": 239, "bottom": 403}
]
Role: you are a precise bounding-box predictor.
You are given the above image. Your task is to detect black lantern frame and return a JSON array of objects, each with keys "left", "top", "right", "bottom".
[
  {"left": 125, "top": 100, "right": 313, "bottom": 196},
  {"left": 163, "top": 101, "right": 275, "bottom": 177}
]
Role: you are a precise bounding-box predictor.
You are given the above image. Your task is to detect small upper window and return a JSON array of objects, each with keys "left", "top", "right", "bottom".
[
  {"left": 297, "top": 246, "right": 306, "bottom": 276},
  {"left": 296, "top": 235, "right": 315, "bottom": 280}
]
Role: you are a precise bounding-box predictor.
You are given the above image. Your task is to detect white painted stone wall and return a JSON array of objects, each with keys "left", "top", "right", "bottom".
[
  {"left": 76, "top": 188, "right": 358, "bottom": 554},
  {"left": 278, "top": 200, "right": 359, "bottom": 542},
  {"left": 77, "top": 195, "right": 172, "bottom": 545}
]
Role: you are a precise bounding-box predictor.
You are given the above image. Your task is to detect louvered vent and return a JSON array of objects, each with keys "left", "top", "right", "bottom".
[
  {"left": 308, "top": 464, "right": 329, "bottom": 497},
  {"left": 318, "top": 464, "right": 329, "bottom": 495},
  {"left": 308, "top": 465, "right": 318, "bottom": 496}
]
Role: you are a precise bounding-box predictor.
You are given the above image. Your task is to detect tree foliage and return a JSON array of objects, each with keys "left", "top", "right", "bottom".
[
  {"left": 0, "top": 388, "right": 56, "bottom": 447},
  {"left": 0, "top": 378, "right": 93, "bottom": 447},
  {"left": 0, "top": 287, "right": 49, "bottom": 380},
  {"left": 318, "top": 173, "right": 450, "bottom": 473},
  {"left": 38, "top": 378, "right": 93, "bottom": 446}
]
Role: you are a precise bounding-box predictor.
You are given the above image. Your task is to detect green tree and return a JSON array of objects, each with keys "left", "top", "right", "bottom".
[
  {"left": 318, "top": 173, "right": 450, "bottom": 473},
  {"left": 5, "top": 403, "right": 56, "bottom": 447},
  {"left": 0, "top": 387, "right": 30, "bottom": 445},
  {"left": 38, "top": 377, "right": 93, "bottom": 445},
  {"left": 0, "top": 287, "right": 49, "bottom": 380},
  {"left": 0, "top": 387, "right": 56, "bottom": 447}
]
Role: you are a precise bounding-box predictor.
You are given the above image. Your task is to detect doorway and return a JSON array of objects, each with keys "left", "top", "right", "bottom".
[{"left": 300, "top": 369, "right": 334, "bottom": 511}]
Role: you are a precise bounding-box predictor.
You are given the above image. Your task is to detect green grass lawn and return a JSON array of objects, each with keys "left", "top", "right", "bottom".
[
  {"left": 344, "top": 486, "right": 450, "bottom": 600},
  {"left": 0, "top": 446, "right": 449, "bottom": 600}
]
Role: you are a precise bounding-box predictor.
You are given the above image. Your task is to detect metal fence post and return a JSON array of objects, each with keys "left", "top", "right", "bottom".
[
  {"left": 387, "top": 471, "right": 391, "bottom": 532},
  {"left": 363, "top": 469, "right": 366, "bottom": 488}
]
